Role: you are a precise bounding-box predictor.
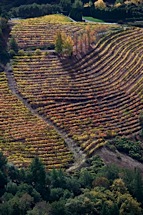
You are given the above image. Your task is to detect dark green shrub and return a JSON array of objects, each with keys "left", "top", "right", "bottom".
[
  {"left": 9, "top": 49, "right": 16, "bottom": 58},
  {"left": 9, "top": 37, "right": 18, "bottom": 54},
  {"left": 139, "top": 112, "right": 143, "bottom": 127}
]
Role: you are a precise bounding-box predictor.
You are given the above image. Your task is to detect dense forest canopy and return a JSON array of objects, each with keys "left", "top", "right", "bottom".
[
  {"left": 0, "top": 151, "right": 143, "bottom": 215},
  {"left": 0, "top": 0, "right": 143, "bottom": 22},
  {"left": 0, "top": 17, "right": 9, "bottom": 67}
]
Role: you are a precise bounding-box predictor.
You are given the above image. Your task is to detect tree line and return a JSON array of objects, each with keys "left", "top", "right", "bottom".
[
  {"left": 0, "top": 148, "right": 143, "bottom": 215},
  {"left": 0, "top": 17, "right": 9, "bottom": 69},
  {"left": 83, "top": 3, "right": 143, "bottom": 23},
  {"left": 1, "top": 0, "right": 143, "bottom": 22}
]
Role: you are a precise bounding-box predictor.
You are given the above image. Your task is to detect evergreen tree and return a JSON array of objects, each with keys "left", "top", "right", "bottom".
[
  {"left": 101, "top": 203, "right": 110, "bottom": 215},
  {"left": 133, "top": 169, "right": 143, "bottom": 203},
  {"left": 50, "top": 168, "right": 66, "bottom": 188},
  {"left": 9, "top": 36, "right": 18, "bottom": 54},
  {"left": 72, "top": 0, "right": 83, "bottom": 9},
  {"left": 0, "top": 152, "right": 8, "bottom": 196},
  {"left": 110, "top": 203, "right": 119, "bottom": 215},
  {"left": 60, "top": 0, "right": 72, "bottom": 14},
  {"left": 79, "top": 168, "right": 93, "bottom": 188},
  {"left": 51, "top": 200, "right": 66, "bottom": 215},
  {"left": 70, "top": 0, "right": 83, "bottom": 21},
  {"left": 27, "top": 201, "right": 51, "bottom": 215},
  {"left": 28, "top": 157, "right": 49, "bottom": 200}
]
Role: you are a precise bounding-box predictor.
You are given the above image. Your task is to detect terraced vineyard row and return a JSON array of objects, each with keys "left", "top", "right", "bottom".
[
  {"left": 11, "top": 26, "right": 143, "bottom": 159},
  {"left": 72, "top": 28, "right": 143, "bottom": 100},
  {"left": 0, "top": 72, "right": 73, "bottom": 169},
  {"left": 1, "top": 14, "right": 142, "bottom": 168},
  {"left": 10, "top": 15, "right": 110, "bottom": 50}
]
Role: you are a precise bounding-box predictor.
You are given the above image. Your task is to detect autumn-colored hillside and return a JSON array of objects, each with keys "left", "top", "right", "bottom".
[{"left": 0, "top": 15, "right": 143, "bottom": 170}]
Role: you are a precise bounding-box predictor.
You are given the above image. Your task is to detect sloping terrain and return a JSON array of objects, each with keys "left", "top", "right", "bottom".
[
  {"left": 1, "top": 15, "right": 143, "bottom": 169},
  {"left": 10, "top": 15, "right": 109, "bottom": 51},
  {"left": 0, "top": 72, "right": 73, "bottom": 169}
]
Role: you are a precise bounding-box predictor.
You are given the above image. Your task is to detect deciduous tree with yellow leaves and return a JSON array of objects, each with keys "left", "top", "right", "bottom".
[{"left": 55, "top": 31, "right": 74, "bottom": 57}]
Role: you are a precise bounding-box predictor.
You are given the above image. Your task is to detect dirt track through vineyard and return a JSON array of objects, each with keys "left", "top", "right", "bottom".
[{"left": 5, "top": 62, "right": 86, "bottom": 172}]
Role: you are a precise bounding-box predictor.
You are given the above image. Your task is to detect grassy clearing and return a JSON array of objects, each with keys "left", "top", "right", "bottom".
[
  {"left": 27, "top": 14, "right": 72, "bottom": 23},
  {"left": 83, "top": 16, "right": 104, "bottom": 23},
  {"left": 13, "top": 14, "right": 72, "bottom": 25}
]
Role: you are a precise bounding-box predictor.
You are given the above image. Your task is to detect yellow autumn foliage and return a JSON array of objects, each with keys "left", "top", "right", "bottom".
[{"left": 94, "top": 0, "right": 106, "bottom": 9}]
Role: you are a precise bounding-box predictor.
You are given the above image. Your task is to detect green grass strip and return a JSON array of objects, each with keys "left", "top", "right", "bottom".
[{"left": 83, "top": 16, "right": 104, "bottom": 23}]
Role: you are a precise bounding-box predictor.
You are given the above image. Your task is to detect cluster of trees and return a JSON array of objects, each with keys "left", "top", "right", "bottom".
[
  {"left": 55, "top": 31, "right": 74, "bottom": 57},
  {"left": 0, "top": 0, "right": 74, "bottom": 19},
  {"left": 0, "top": 0, "right": 83, "bottom": 21},
  {"left": 0, "top": 16, "right": 19, "bottom": 64},
  {"left": 73, "top": 25, "right": 95, "bottom": 55},
  {"left": 9, "top": 0, "right": 84, "bottom": 20},
  {"left": 0, "top": 17, "right": 9, "bottom": 68},
  {"left": 0, "top": 151, "right": 143, "bottom": 215},
  {"left": 9, "top": 36, "right": 19, "bottom": 57},
  {"left": 107, "top": 137, "right": 143, "bottom": 162},
  {"left": 55, "top": 26, "right": 95, "bottom": 57},
  {"left": 9, "top": 3, "right": 63, "bottom": 19},
  {"left": 1, "top": 0, "right": 143, "bottom": 22},
  {"left": 83, "top": 2, "right": 143, "bottom": 23},
  {"left": 70, "top": 0, "right": 83, "bottom": 21}
]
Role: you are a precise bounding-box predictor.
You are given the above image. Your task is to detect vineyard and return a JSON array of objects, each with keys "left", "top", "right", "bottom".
[
  {"left": 0, "top": 72, "right": 73, "bottom": 169},
  {"left": 1, "top": 15, "right": 143, "bottom": 169},
  {"left": 10, "top": 14, "right": 109, "bottom": 53}
]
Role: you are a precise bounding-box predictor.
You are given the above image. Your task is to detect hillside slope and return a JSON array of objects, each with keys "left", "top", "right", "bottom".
[{"left": 1, "top": 15, "right": 143, "bottom": 169}]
